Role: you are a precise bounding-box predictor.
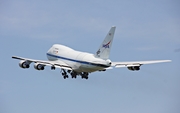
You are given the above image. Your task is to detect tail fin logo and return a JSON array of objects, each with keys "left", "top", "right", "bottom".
[{"left": 102, "top": 41, "right": 111, "bottom": 48}]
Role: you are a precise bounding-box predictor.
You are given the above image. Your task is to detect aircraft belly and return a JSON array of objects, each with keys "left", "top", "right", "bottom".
[
  {"left": 63, "top": 60, "right": 101, "bottom": 72},
  {"left": 77, "top": 64, "right": 103, "bottom": 72},
  {"left": 61, "top": 60, "right": 80, "bottom": 70}
]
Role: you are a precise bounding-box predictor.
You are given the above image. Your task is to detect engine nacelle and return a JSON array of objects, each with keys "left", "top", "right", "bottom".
[
  {"left": 19, "top": 60, "right": 30, "bottom": 68},
  {"left": 127, "top": 66, "right": 140, "bottom": 71},
  {"left": 34, "top": 63, "right": 45, "bottom": 70}
]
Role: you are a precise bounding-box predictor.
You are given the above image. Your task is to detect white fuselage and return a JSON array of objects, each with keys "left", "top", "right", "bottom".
[{"left": 46, "top": 44, "right": 111, "bottom": 72}]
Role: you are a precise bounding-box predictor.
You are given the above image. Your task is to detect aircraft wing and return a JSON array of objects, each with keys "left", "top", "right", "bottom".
[
  {"left": 12, "top": 56, "right": 72, "bottom": 70},
  {"left": 112, "top": 60, "right": 171, "bottom": 68}
]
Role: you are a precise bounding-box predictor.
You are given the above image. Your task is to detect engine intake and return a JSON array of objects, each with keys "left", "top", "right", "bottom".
[
  {"left": 19, "top": 60, "right": 30, "bottom": 68},
  {"left": 34, "top": 63, "right": 45, "bottom": 70},
  {"left": 127, "top": 66, "right": 140, "bottom": 71}
]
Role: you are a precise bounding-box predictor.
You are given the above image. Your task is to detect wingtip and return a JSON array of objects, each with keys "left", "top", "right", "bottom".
[
  {"left": 167, "top": 60, "right": 172, "bottom": 62},
  {"left": 160, "top": 60, "right": 172, "bottom": 63}
]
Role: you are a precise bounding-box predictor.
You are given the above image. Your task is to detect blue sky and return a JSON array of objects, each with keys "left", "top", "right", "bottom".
[{"left": 0, "top": 0, "right": 180, "bottom": 113}]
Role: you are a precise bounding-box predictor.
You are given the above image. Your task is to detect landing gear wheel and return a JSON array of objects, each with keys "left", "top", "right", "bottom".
[
  {"left": 81, "top": 72, "right": 89, "bottom": 79},
  {"left": 51, "top": 65, "right": 55, "bottom": 70},
  {"left": 71, "top": 71, "right": 77, "bottom": 79},
  {"left": 63, "top": 75, "right": 68, "bottom": 79},
  {"left": 81, "top": 75, "right": 88, "bottom": 79},
  {"left": 72, "top": 76, "right": 76, "bottom": 79}
]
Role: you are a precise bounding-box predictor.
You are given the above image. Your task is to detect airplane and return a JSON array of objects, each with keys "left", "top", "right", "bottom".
[{"left": 12, "top": 26, "right": 171, "bottom": 79}]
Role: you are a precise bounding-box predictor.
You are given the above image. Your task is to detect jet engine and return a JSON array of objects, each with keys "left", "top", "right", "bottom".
[
  {"left": 34, "top": 63, "right": 45, "bottom": 70},
  {"left": 127, "top": 66, "right": 140, "bottom": 71},
  {"left": 19, "top": 60, "right": 30, "bottom": 68}
]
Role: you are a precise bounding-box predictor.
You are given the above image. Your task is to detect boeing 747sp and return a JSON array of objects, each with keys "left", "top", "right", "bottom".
[{"left": 12, "top": 26, "right": 171, "bottom": 79}]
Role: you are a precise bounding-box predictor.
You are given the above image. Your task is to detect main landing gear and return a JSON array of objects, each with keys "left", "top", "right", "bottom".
[
  {"left": 51, "top": 65, "right": 56, "bottom": 70},
  {"left": 70, "top": 71, "right": 77, "bottom": 79},
  {"left": 81, "top": 72, "right": 89, "bottom": 79},
  {"left": 61, "top": 69, "right": 89, "bottom": 79},
  {"left": 62, "top": 69, "right": 68, "bottom": 79}
]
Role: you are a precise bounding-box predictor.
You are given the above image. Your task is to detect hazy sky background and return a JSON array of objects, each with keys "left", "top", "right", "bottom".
[{"left": 0, "top": 0, "right": 180, "bottom": 113}]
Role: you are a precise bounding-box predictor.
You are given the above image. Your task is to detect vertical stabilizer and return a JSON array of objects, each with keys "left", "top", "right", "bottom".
[{"left": 95, "top": 26, "right": 116, "bottom": 60}]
